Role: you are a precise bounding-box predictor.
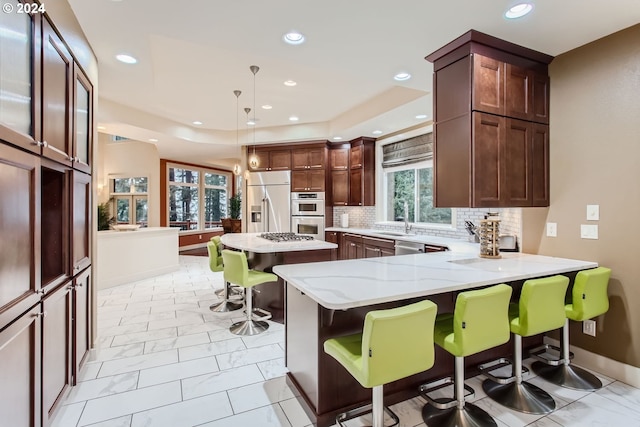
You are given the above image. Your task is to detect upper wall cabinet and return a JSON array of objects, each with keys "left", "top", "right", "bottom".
[
  {"left": 0, "top": 4, "right": 40, "bottom": 154},
  {"left": 426, "top": 29, "right": 553, "bottom": 208},
  {"left": 248, "top": 148, "right": 291, "bottom": 172},
  {"left": 72, "top": 68, "right": 93, "bottom": 174},
  {"left": 292, "top": 146, "right": 325, "bottom": 170}
]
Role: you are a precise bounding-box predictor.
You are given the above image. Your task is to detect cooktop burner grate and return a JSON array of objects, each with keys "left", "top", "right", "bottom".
[{"left": 260, "top": 232, "right": 315, "bottom": 242}]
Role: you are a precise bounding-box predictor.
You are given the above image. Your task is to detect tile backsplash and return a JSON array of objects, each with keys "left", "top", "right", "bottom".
[{"left": 332, "top": 206, "right": 522, "bottom": 249}]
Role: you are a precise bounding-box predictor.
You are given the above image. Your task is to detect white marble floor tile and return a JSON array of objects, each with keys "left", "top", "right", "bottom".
[
  {"left": 97, "top": 317, "right": 122, "bottom": 329},
  {"left": 66, "top": 372, "right": 139, "bottom": 404},
  {"left": 596, "top": 380, "right": 640, "bottom": 415},
  {"left": 548, "top": 391, "right": 640, "bottom": 426},
  {"left": 147, "top": 312, "right": 204, "bottom": 331},
  {"left": 110, "top": 327, "right": 177, "bottom": 347},
  {"left": 98, "top": 322, "right": 148, "bottom": 338},
  {"left": 98, "top": 349, "right": 178, "bottom": 377},
  {"left": 99, "top": 307, "right": 150, "bottom": 321},
  {"left": 77, "top": 362, "right": 102, "bottom": 382},
  {"left": 279, "top": 398, "right": 312, "bottom": 427},
  {"left": 143, "top": 332, "right": 210, "bottom": 354},
  {"left": 123, "top": 299, "right": 179, "bottom": 310},
  {"left": 242, "top": 329, "right": 284, "bottom": 348},
  {"left": 138, "top": 355, "right": 219, "bottom": 388},
  {"left": 96, "top": 336, "right": 114, "bottom": 348},
  {"left": 103, "top": 294, "right": 153, "bottom": 306},
  {"left": 181, "top": 364, "right": 265, "bottom": 400},
  {"left": 150, "top": 303, "right": 200, "bottom": 314},
  {"left": 198, "top": 403, "right": 292, "bottom": 427},
  {"left": 119, "top": 311, "right": 176, "bottom": 326},
  {"left": 177, "top": 321, "right": 229, "bottom": 336},
  {"left": 51, "top": 402, "right": 85, "bottom": 427},
  {"left": 178, "top": 338, "right": 246, "bottom": 362},
  {"left": 388, "top": 396, "right": 426, "bottom": 427},
  {"left": 88, "top": 343, "right": 146, "bottom": 363},
  {"left": 83, "top": 415, "right": 132, "bottom": 427},
  {"left": 257, "top": 358, "right": 288, "bottom": 380},
  {"left": 216, "top": 343, "right": 284, "bottom": 370},
  {"left": 131, "top": 392, "right": 233, "bottom": 427},
  {"left": 207, "top": 328, "right": 239, "bottom": 343},
  {"left": 526, "top": 417, "right": 564, "bottom": 427},
  {"left": 228, "top": 376, "right": 295, "bottom": 414},
  {"left": 78, "top": 382, "right": 182, "bottom": 426}
]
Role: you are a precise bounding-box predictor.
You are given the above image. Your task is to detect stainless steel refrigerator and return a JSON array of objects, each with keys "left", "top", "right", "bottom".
[{"left": 246, "top": 171, "right": 291, "bottom": 233}]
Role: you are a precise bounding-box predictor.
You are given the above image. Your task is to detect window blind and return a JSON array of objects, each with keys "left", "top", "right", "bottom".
[{"left": 381, "top": 133, "right": 433, "bottom": 168}]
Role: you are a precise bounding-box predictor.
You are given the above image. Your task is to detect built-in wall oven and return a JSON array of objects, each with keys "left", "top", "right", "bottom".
[{"left": 291, "top": 192, "right": 325, "bottom": 240}]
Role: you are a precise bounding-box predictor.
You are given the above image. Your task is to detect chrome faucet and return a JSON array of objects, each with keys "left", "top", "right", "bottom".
[{"left": 403, "top": 201, "right": 412, "bottom": 234}]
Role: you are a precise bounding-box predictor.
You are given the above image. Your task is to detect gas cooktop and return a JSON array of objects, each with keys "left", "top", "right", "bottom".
[{"left": 260, "top": 232, "right": 315, "bottom": 242}]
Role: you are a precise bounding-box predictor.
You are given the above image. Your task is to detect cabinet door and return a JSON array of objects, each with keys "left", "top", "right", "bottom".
[
  {"left": 41, "top": 159, "right": 71, "bottom": 291},
  {"left": 42, "top": 282, "right": 72, "bottom": 426},
  {"left": 307, "top": 147, "right": 325, "bottom": 169},
  {"left": 291, "top": 149, "right": 309, "bottom": 170},
  {"left": 472, "top": 54, "right": 505, "bottom": 116},
  {"left": 73, "top": 66, "right": 93, "bottom": 174},
  {"left": 349, "top": 145, "right": 363, "bottom": 169},
  {"left": 72, "top": 267, "right": 91, "bottom": 384},
  {"left": 505, "top": 64, "right": 531, "bottom": 121},
  {"left": 269, "top": 150, "right": 291, "bottom": 170},
  {"left": 330, "top": 148, "right": 349, "bottom": 170},
  {"left": 531, "top": 123, "right": 550, "bottom": 206},
  {"left": 72, "top": 171, "right": 91, "bottom": 273},
  {"left": 325, "top": 231, "right": 339, "bottom": 244},
  {"left": 504, "top": 118, "right": 531, "bottom": 206},
  {"left": 291, "top": 170, "right": 309, "bottom": 192},
  {"left": 344, "top": 235, "right": 363, "bottom": 259},
  {"left": 41, "top": 18, "right": 73, "bottom": 166},
  {"left": 363, "top": 244, "right": 381, "bottom": 258},
  {"left": 472, "top": 112, "right": 504, "bottom": 207},
  {"left": 308, "top": 170, "right": 325, "bottom": 192},
  {"left": 0, "top": 304, "right": 41, "bottom": 427},
  {"left": 0, "top": 4, "right": 39, "bottom": 154},
  {"left": 0, "top": 144, "right": 41, "bottom": 331},
  {"left": 532, "top": 73, "right": 550, "bottom": 124},
  {"left": 331, "top": 170, "right": 349, "bottom": 206},
  {"left": 248, "top": 150, "right": 270, "bottom": 171},
  {"left": 348, "top": 169, "right": 363, "bottom": 206}
]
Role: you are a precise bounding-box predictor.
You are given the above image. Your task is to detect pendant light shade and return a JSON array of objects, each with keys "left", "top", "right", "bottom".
[
  {"left": 248, "top": 65, "right": 260, "bottom": 169},
  {"left": 232, "top": 90, "right": 242, "bottom": 176},
  {"left": 245, "top": 107, "right": 258, "bottom": 169}
]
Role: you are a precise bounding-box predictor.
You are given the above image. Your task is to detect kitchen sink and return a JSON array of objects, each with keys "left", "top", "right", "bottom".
[{"left": 376, "top": 231, "right": 406, "bottom": 236}]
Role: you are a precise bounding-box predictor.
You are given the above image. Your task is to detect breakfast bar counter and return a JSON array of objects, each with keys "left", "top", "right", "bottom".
[{"left": 273, "top": 252, "right": 597, "bottom": 426}]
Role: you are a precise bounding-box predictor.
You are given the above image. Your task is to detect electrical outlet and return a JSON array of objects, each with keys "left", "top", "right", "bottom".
[
  {"left": 583, "top": 319, "right": 596, "bottom": 336},
  {"left": 587, "top": 204, "right": 600, "bottom": 221},
  {"left": 546, "top": 222, "right": 557, "bottom": 237},
  {"left": 580, "top": 224, "right": 598, "bottom": 239}
]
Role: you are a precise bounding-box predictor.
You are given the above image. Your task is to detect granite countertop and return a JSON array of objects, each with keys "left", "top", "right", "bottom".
[
  {"left": 273, "top": 251, "right": 597, "bottom": 310},
  {"left": 221, "top": 232, "right": 338, "bottom": 253},
  {"left": 325, "top": 227, "right": 479, "bottom": 253}
]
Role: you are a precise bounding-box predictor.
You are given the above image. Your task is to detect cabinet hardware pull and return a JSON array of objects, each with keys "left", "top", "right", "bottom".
[
  {"left": 33, "top": 311, "right": 47, "bottom": 318},
  {"left": 36, "top": 289, "right": 45, "bottom": 295},
  {"left": 34, "top": 140, "right": 46, "bottom": 148},
  {"left": 350, "top": 243, "right": 355, "bottom": 246},
  {"left": 43, "top": 140, "right": 73, "bottom": 161}
]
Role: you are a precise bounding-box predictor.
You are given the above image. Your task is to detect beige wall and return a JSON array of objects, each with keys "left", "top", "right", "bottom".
[{"left": 522, "top": 24, "right": 640, "bottom": 367}]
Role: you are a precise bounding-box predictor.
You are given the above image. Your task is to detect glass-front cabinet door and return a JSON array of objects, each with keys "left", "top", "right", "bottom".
[
  {"left": 73, "top": 68, "right": 92, "bottom": 174},
  {"left": 0, "top": 1, "right": 39, "bottom": 153}
]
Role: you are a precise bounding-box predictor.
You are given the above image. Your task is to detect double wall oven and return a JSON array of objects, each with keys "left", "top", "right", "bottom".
[{"left": 291, "top": 192, "right": 325, "bottom": 240}]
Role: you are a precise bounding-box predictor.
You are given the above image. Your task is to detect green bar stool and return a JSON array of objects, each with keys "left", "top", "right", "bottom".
[
  {"left": 531, "top": 267, "right": 611, "bottom": 390},
  {"left": 221, "top": 249, "right": 278, "bottom": 336},
  {"left": 324, "top": 300, "right": 438, "bottom": 427},
  {"left": 481, "top": 275, "right": 569, "bottom": 414},
  {"left": 421, "top": 284, "right": 512, "bottom": 427},
  {"left": 209, "top": 238, "right": 242, "bottom": 312}
]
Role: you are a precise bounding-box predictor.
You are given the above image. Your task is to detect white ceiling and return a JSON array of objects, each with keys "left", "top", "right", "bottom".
[{"left": 68, "top": 0, "right": 640, "bottom": 167}]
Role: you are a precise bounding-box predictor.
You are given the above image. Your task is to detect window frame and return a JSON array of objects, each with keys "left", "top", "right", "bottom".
[
  {"left": 165, "top": 162, "right": 232, "bottom": 232},
  {"left": 109, "top": 176, "right": 149, "bottom": 227}
]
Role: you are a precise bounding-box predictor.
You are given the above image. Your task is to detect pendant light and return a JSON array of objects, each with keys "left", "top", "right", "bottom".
[
  {"left": 232, "top": 90, "right": 242, "bottom": 176},
  {"left": 248, "top": 65, "right": 260, "bottom": 169},
  {"left": 244, "top": 107, "right": 253, "bottom": 170}
]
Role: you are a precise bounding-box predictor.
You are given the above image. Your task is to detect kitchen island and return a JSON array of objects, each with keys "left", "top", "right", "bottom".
[
  {"left": 273, "top": 251, "right": 597, "bottom": 426},
  {"left": 220, "top": 233, "right": 337, "bottom": 322}
]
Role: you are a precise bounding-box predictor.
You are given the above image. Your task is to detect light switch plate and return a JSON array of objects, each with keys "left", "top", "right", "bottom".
[
  {"left": 587, "top": 204, "right": 600, "bottom": 221},
  {"left": 580, "top": 224, "right": 598, "bottom": 239},
  {"left": 546, "top": 222, "right": 557, "bottom": 237},
  {"left": 583, "top": 319, "right": 596, "bottom": 336}
]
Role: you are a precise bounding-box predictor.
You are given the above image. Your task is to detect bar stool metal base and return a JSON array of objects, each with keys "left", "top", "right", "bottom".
[
  {"left": 531, "top": 362, "right": 602, "bottom": 391},
  {"left": 482, "top": 380, "right": 555, "bottom": 415},
  {"left": 422, "top": 401, "right": 497, "bottom": 427},
  {"left": 209, "top": 300, "right": 242, "bottom": 312},
  {"left": 230, "top": 319, "right": 269, "bottom": 336}
]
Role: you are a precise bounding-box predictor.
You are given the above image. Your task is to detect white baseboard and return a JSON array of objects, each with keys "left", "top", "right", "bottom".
[{"left": 544, "top": 337, "right": 640, "bottom": 388}]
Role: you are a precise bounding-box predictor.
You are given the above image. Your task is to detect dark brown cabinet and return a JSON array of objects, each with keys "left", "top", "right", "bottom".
[
  {"left": 72, "top": 68, "right": 93, "bottom": 174},
  {"left": 330, "top": 148, "right": 349, "bottom": 170},
  {"left": 343, "top": 233, "right": 363, "bottom": 260},
  {"left": 324, "top": 231, "right": 341, "bottom": 260},
  {"left": 291, "top": 170, "right": 325, "bottom": 192},
  {"left": 248, "top": 148, "right": 291, "bottom": 171},
  {"left": 331, "top": 170, "right": 349, "bottom": 206},
  {"left": 427, "top": 30, "right": 552, "bottom": 208},
  {"left": 292, "top": 147, "right": 325, "bottom": 170},
  {"left": 72, "top": 268, "right": 91, "bottom": 384},
  {"left": 72, "top": 171, "right": 91, "bottom": 274},
  {"left": 363, "top": 236, "right": 395, "bottom": 258},
  {"left": 348, "top": 138, "right": 375, "bottom": 206}
]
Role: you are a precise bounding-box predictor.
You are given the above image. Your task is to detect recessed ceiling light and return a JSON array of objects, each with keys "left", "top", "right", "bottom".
[
  {"left": 284, "top": 80, "right": 297, "bottom": 87},
  {"left": 289, "top": 116, "right": 299, "bottom": 121},
  {"left": 149, "top": 138, "right": 158, "bottom": 142},
  {"left": 505, "top": 3, "right": 533, "bottom": 19},
  {"left": 115, "top": 54, "right": 137, "bottom": 64},
  {"left": 415, "top": 114, "right": 428, "bottom": 119},
  {"left": 192, "top": 121, "right": 203, "bottom": 125},
  {"left": 262, "top": 105, "right": 273, "bottom": 110},
  {"left": 372, "top": 130, "right": 382, "bottom": 135},
  {"left": 332, "top": 136, "right": 342, "bottom": 141},
  {"left": 97, "top": 126, "right": 106, "bottom": 130},
  {"left": 283, "top": 31, "right": 305, "bottom": 45},
  {"left": 393, "top": 72, "right": 411, "bottom": 81}
]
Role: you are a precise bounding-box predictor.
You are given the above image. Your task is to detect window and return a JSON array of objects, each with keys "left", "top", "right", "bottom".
[
  {"left": 110, "top": 177, "right": 148, "bottom": 227},
  {"left": 167, "top": 164, "right": 231, "bottom": 231},
  {"left": 384, "top": 160, "right": 453, "bottom": 226}
]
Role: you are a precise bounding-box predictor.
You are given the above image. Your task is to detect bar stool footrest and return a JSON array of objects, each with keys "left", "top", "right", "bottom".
[
  {"left": 529, "top": 344, "right": 573, "bottom": 366},
  {"left": 419, "top": 377, "right": 474, "bottom": 410},
  {"left": 479, "top": 357, "right": 529, "bottom": 385},
  {"left": 249, "top": 307, "right": 272, "bottom": 321},
  {"left": 336, "top": 403, "right": 399, "bottom": 427}
]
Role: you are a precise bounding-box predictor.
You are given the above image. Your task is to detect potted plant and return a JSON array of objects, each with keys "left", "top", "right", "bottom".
[
  {"left": 97, "top": 200, "right": 115, "bottom": 231},
  {"left": 223, "top": 193, "right": 242, "bottom": 233}
]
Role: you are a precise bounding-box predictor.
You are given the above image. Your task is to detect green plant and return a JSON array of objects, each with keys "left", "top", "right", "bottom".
[
  {"left": 97, "top": 201, "right": 115, "bottom": 230},
  {"left": 229, "top": 193, "right": 242, "bottom": 220}
]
